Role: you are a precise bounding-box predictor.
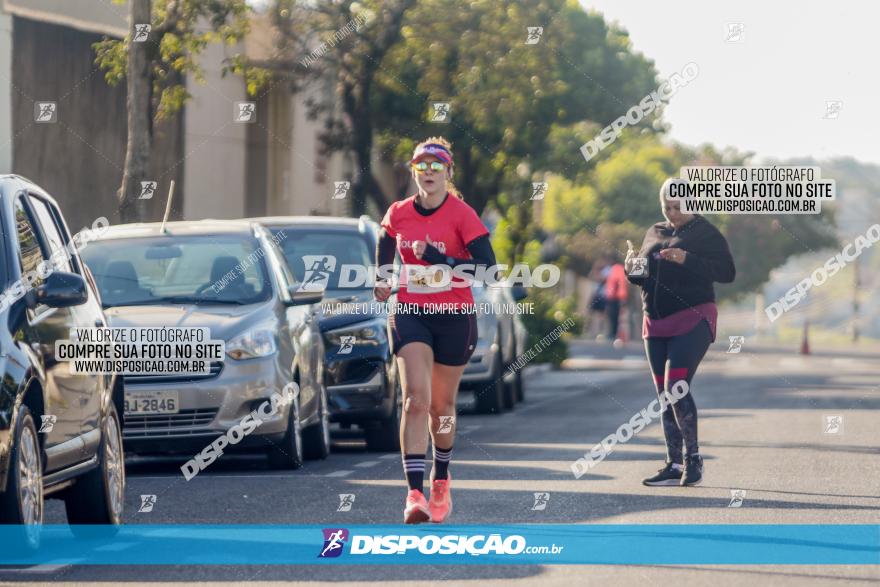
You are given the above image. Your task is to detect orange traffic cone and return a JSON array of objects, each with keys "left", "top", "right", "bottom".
[{"left": 800, "top": 321, "right": 810, "bottom": 355}]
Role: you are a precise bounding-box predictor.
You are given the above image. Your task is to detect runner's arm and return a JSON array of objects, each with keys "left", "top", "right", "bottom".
[
  {"left": 421, "top": 234, "right": 498, "bottom": 281},
  {"left": 375, "top": 228, "right": 397, "bottom": 271},
  {"left": 680, "top": 230, "right": 736, "bottom": 283}
]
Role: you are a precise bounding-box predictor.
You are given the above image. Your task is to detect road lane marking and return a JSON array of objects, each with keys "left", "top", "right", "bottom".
[
  {"left": 325, "top": 470, "right": 354, "bottom": 477},
  {"left": 354, "top": 461, "right": 381, "bottom": 468}
]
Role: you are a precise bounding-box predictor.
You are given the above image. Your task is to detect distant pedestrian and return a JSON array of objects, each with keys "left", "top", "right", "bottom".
[
  {"left": 604, "top": 257, "right": 628, "bottom": 343},
  {"left": 586, "top": 256, "right": 609, "bottom": 339}
]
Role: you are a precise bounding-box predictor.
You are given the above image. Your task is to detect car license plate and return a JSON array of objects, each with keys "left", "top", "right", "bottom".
[{"left": 124, "top": 391, "right": 180, "bottom": 415}]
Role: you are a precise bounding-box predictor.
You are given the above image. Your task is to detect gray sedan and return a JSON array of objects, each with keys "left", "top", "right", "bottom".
[{"left": 80, "top": 220, "right": 327, "bottom": 470}]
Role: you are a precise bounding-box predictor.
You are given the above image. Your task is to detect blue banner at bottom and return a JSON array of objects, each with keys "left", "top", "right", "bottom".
[{"left": 1, "top": 525, "right": 878, "bottom": 565}]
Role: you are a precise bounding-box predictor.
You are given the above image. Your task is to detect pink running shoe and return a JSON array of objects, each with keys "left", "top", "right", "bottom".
[
  {"left": 429, "top": 475, "right": 452, "bottom": 523},
  {"left": 403, "top": 489, "right": 430, "bottom": 524}
]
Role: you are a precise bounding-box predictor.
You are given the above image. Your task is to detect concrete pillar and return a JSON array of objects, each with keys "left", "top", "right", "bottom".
[{"left": 0, "top": 11, "right": 13, "bottom": 173}]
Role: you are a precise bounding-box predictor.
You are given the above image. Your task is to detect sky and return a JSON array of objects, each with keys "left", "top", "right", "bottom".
[{"left": 581, "top": 0, "right": 880, "bottom": 165}]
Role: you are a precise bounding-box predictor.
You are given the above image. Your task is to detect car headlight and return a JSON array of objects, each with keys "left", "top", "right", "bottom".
[
  {"left": 324, "top": 318, "right": 387, "bottom": 348},
  {"left": 226, "top": 328, "right": 277, "bottom": 360}
]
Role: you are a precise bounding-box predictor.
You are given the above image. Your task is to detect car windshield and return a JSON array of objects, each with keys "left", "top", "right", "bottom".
[
  {"left": 270, "top": 227, "right": 373, "bottom": 294},
  {"left": 81, "top": 235, "right": 272, "bottom": 307}
]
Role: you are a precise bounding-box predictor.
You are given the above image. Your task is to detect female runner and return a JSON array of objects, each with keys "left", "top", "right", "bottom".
[{"left": 374, "top": 137, "right": 497, "bottom": 523}]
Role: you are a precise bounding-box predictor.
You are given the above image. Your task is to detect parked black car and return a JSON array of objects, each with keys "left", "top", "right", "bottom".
[
  {"left": 0, "top": 176, "right": 125, "bottom": 544},
  {"left": 253, "top": 216, "right": 401, "bottom": 452}
]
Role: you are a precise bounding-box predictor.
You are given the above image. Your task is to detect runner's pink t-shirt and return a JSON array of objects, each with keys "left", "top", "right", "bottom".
[{"left": 381, "top": 193, "right": 489, "bottom": 309}]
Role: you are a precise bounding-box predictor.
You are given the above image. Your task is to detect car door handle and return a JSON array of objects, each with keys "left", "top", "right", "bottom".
[{"left": 94, "top": 318, "right": 105, "bottom": 327}]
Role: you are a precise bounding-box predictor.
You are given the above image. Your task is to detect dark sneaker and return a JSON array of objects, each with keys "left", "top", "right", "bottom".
[
  {"left": 681, "top": 455, "right": 704, "bottom": 486},
  {"left": 642, "top": 462, "right": 683, "bottom": 486}
]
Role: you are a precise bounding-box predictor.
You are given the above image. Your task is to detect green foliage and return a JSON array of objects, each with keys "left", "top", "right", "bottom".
[
  {"left": 93, "top": 0, "right": 251, "bottom": 121},
  {"left": 540, "top": 175, "right": 599, "bottom": 236},
  {"left": 520, "top": 289, "right": 583, "bottom": 366},
  {"left": 591, "top": 137, "right": 679, "bottom": 223},
  {"left": 373, "top": 0, "right": 659, "bottom": 213}
]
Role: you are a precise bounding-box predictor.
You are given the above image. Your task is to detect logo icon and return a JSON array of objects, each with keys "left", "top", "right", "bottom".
[
  {"left": 525, "top": 26, "right": 544, "bottom": 44},
  {"left": 725, "top": 23, "right": 744, "bottom": 42},
  {"left": 727, "top": 336, "right": 745, "bottom": 353},
  {"left": 823, "top": 414, "right": 843, "bottom": 434},
  {"left": 337, "top": 494, "right": 355, "bottom": 512},
  {"left": 333, "top": 181, "right": 350, "bottom": 200},
  {"left": 299, "top": 255, "right": 336, "bottom": 292},
  {"left": 234, "top": 102, "right": 256, "bottom": 123},
  {"left": 530, "top": 182, "right": 548, "bottom": 200},
  {"left": 728, "top": 489, "right": 746, "bottom": 508},
  {"left": 437, "top": 415, "right": 455, "bottom": 434},
  {"left": 133, "top": 24, "right": 151, "bottom": 42},
  {"left": 319, "top": 528, "right": 349, "bottom": 558},
  {"left": 430, "top": 102, "right": 450, "bottom": 123},
  {"left": 338, "top": 335, "right": 356, "bottom": 355},
  {"left": 34, "top": 102, "right": 57, "bottom": 123},
  {"left": 628, "top": 257, "right": 648, "bottom": 277},
  {"left": 139, "top": 181, "right": 157, "bottom": 200},
  {"left": 39, "top": 415, "right": 57, "bottom": 433},
  {"left": 138, "top": 494, "right": 157, "bottom": 513},
  {"left": 531, "top": 492, "right": 550, "bottom": 511},
  {"left": 823, "top": 100, "right": 842, "bottom": 120}
]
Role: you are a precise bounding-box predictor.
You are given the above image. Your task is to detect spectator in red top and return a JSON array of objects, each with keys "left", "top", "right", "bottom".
[
  {"left": 374, "top": 136, "right": 497, "bottom": 524},
  {"left": 604, "top": 257, "right": 628, "bottom": 342}
]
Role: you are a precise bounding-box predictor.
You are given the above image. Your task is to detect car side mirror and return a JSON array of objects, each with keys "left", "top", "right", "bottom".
[
  {"left": 287, "top": 284, "right": 324, "bottom": 306},
  {"left": 28, "top": 271, "right": 88, "bottom": 309},
  {"left": 511, "top": 284, "right": 528, "bottom": 302}
]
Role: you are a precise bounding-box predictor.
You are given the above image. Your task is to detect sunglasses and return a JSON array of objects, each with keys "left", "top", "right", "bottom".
[{"left": 411, "top": 161, "right": 447, "bottom": 173}]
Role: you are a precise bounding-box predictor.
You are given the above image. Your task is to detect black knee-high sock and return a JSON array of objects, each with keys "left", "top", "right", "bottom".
[
  {"left": 403, "top": 454, "right": 425, "bottom": 492},
  {"left": 433, "top": 445, "right": 453, "bottom": 480}
]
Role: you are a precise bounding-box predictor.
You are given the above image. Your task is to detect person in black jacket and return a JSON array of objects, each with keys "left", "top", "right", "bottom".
[{"left": 625, "top": 178, "right": 735, "bottom": 487}]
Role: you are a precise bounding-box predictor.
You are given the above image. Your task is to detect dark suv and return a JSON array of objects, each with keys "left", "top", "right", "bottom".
[
  {"left": 253, "top": 216, "right": 400, "bottom": 452},
  {"left": 0, "top": 176, "right": 125, "bottom": 543}
]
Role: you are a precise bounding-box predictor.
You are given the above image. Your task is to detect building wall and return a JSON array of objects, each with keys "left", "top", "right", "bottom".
[
  {"left": 0, "top": 10, "right": 12, "bottom": 173},
  {"left": 9, "top": 16, "right": 182, "bottom": 229},
  {"left": 181, "top": 41, "right": 248, "bottom": 221}
]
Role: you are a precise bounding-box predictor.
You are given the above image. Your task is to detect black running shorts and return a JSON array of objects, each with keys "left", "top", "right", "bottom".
[{"left": 388, "top": 311, "right": 478, "bottom": 366}]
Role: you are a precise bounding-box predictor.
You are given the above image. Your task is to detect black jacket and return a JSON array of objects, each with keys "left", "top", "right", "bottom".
[{"left": 627, "top": 215, "right": 735, "bottom": 319}]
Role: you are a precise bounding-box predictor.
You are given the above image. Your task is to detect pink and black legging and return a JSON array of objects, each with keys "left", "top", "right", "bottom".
[{"left": 644, "top": 320, "right": 712, "bottom": 463}]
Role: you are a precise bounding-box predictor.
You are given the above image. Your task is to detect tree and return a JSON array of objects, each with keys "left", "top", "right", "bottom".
[
  {"left": 94, "top": 0, "right": 250, "bottom": 222},
  {"left": 377, "top": 0, "right": 659, "bottom": 216},
  {"left": 270, "top": 0, "right": 416, "bottom": 216}
]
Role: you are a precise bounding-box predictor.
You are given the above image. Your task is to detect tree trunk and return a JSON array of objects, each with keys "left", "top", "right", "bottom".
[{"left": 118, "top": 0, "right": 153, "bottom": 223}]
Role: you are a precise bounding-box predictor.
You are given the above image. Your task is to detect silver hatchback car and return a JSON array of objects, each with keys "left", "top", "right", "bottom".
[{"left": 80, "top": 220, "right": 327, "bottom": 470}]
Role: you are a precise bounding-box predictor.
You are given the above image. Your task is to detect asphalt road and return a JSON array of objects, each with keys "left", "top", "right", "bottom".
[{"left": 3, "top": 340, "right": 878, "bottom": 585}]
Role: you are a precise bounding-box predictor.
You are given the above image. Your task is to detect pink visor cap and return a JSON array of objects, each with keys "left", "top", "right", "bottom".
[{"left": 409, "top": 143, "right": 453, "bottom": 166}]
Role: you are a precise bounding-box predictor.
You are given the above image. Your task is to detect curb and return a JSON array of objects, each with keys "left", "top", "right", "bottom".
[{"left": 522, "top": 363, "right": 553, "bottom": 379}]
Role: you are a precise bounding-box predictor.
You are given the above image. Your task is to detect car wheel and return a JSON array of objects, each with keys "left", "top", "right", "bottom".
[
  {"left": 502, "top": 360, "right": 516, "bottom": 411},
  {"left": 513, "top": 366, "right": 525, "bottom": 402},
  {"left": 267, "top": 389, "right": 304, "bottom": 469},
  {"left": 64, "top": 403, "right": 125, "bottom": 530},
  {"left": 474, "top": 350, "right": 505, "bottom": 415},
  {"left": 506, "top": 344, "right": 525, "bottom": 403},
  {"left": 302, "top": 387, "right": 331, "bottom": 460},
  {"left": 365, "top": 375, "right": 401, "bottom": 452},
  {"left": 0, "top": 405, "right": 43, "bottom": 550}
]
